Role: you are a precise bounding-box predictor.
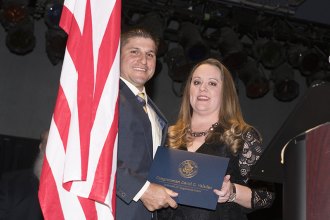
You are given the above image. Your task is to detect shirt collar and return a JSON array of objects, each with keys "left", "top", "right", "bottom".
[{"left": 120, "top": 77, "right": 147, "bottom": 100}]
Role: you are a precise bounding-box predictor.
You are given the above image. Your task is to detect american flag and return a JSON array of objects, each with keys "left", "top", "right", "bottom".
[{"left": 38, "top": 0, "right": 121, "bottom": 219}]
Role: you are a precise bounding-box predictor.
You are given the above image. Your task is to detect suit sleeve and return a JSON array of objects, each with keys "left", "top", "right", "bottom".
[{"left": 116, "top": 92, "right": 154, "bottom": 204}]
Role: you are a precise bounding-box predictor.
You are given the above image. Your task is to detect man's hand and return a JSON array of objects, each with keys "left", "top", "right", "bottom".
[
  {"left": 140, "top": 183, "right": 178, "bottom": 211},
  {"left": 214, "top": 175, "right": 232, "bottom": 203}
]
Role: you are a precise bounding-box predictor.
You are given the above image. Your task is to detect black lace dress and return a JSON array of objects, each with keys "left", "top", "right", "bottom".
[{"left": 156, "top": 128, "right": 275, "bottom": 220}]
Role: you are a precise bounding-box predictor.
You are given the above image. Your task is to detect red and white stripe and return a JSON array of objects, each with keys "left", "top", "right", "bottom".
[{"left": 38, "top": 0, "right": 121, "bottom": 219}]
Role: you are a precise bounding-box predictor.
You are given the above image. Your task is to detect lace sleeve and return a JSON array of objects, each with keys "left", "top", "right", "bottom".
[{"left": 238, "top": 128, "right": 275, "bottom": 210}]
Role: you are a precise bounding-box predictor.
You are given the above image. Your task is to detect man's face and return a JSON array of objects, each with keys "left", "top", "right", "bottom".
[{"left": 120, "top": 37, "right": 157, "bottom": 90}]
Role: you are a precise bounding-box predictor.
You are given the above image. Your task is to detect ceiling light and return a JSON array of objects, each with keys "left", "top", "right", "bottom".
[
  {"left": 0, "top": 3, "right": 29, "bottom": 30},
  {"left": 165, "top": 46, "right": 192, "bottom": 83},
  {"left": 299, "top": 48, "right": 322, "bottom": 76},
  {"left": 254, "top": 39, "right": 285, "bottom": 69},
  {"left": 271, "top": 63, "right": 299, "bottom": 102},
  {"left": 237, "top": 59, "right": 270, "bottom": 98},
  {"left": 136, "top": 12, "right": 168, "bottom": 57},
  {"left": 6, "top": 19, "right": 35, "bottom": 55},
  {"left": 218, "top": 27, "right": 247, "bottom": 71},
  {"left": 287, "top": 43, "right": 308, "bottom": 68},
  {"left": 45, "top": 28, "right": 67, "bottom": 65},
  {"left": 44, "top": 0, "right": 63, "bottom": 29},
  {"left": 178, "top": 22, "right": 209, "bottom": 62}
]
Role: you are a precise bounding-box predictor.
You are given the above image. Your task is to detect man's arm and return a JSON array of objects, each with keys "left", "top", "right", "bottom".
[{"left": 116, "top": 159, "right": 147, "bottom": 204}]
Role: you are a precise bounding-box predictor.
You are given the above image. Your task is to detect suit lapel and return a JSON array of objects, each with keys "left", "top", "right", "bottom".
[
  {"left": 120, "top": 80, "right": 153, "bottom": 158},
  {"left": 147, "top": 97, "right": 168, "bottom": 146}
]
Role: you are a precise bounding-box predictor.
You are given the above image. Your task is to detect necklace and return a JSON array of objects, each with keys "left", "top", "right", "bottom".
[{"left": 188, "top": 122, "right": 219, "bottom": 137}]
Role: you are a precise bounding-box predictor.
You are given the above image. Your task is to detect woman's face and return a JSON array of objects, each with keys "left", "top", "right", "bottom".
[{"left": 189, "top": 63, "right": 222, "bottom": 117}]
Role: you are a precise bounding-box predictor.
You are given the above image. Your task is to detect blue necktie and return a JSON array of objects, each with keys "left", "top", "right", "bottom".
[{"left": 136, "top": 92, "right": 148, "bottom": 114}]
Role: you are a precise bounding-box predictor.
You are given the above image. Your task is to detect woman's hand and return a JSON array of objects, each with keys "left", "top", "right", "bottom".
[{"left": 214, "top": 175, "right": 233, "bottom": 203}]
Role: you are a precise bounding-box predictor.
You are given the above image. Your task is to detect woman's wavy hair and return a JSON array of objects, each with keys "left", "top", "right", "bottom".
[{"left": 167, "top": 58, "right": 257, "bottom": 154}]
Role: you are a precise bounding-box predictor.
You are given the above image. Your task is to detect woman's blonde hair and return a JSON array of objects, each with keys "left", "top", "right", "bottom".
[{"left": 167, "top": 58, "right": 256, "bottom": 154}]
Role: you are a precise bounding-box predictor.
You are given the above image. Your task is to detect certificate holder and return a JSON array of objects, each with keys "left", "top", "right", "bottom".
[{"left": 148, "top": 146, "right": 229, "bottom": 210}]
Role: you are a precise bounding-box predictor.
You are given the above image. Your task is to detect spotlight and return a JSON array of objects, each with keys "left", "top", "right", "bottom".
[
  {"left": 271, "top": 63, "right": 299, "bottom": 102},
  {"left": 253, "top": 39, "right": 285, "bottom": 69},
  {"left": 299, "top": 49, "right": 322, "bottom": 76},
  {"left": 218, "top": 27, "right": 247, "bottom": 71},
  {"left": 272, "top": 19, "right": 294, "bottom": 42},
  {"left": 178, "top": 22, "right": 209, "bottom": 62},
  {"left": 45, "top": 28, "right": 67, "bottom": 65},
  {"left": 44, "top": 0, "right": 63, "bottom": 29},
  {"left": 287, "top": 43, "right": 307, "bottom": 68},
  {"left": 261, "top": 40, "right": 285, "bottom": 69},
  {"left": 6, "top": 19, "right": 35, "bottom": 55},
  {"left": 136, "top": 12, "right": 168, "bottom": 57},
  {"left": 0, "top": 3, "right": 29, "bottom": 30},
  {"left": 165, "top": 46, "right": 192, "bottom": 82},
  {"left": 237, "top": 59, "right": 270, "bottom": 98}
]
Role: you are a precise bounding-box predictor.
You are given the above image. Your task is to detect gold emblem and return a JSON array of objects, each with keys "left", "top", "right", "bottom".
[{"left": 178, "top": 160, "right": 198, "bottom": 178}]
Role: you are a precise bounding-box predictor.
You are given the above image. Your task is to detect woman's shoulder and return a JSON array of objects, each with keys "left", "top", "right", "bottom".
[{"left": 242, "top": 127, "right": 262, "bottom": 143}]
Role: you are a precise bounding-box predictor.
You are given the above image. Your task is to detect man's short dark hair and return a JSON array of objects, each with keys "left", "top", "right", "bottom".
[{"left": 120, "top": 26, "right": 160, "bottom": 53}]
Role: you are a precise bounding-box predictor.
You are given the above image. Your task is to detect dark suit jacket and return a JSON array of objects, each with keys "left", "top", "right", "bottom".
[
  {"left": 116, "top": 80, "right": 168, "bottom": 220},
  {"left": 0, "top": 169, "right": 43, "bottom": 220}
]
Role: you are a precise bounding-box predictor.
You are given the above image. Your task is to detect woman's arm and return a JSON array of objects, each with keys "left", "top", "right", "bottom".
[
  {"left": 238, "top": 128, "right": 275, "bottom": 209},
  {"left": 214, "top": 128, "right": 275, "bottom": 209}
]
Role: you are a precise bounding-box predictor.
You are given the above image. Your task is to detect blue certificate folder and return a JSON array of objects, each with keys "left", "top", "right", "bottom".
[{"left": 148, "top": 146, "right": 229, "bottom": 210}]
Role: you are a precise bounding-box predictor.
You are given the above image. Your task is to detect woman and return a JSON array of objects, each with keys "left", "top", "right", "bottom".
[{"left": 157, "top": 58, "right": 274, "bottom": 219}]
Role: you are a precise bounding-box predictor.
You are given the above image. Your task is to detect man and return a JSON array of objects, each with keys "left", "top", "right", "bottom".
[
  {"left": 116, "top": 27, "right": 178, "bottom": 220},
  {"left": 0, "top": 130, "right": 48, "bottom": 220}
]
